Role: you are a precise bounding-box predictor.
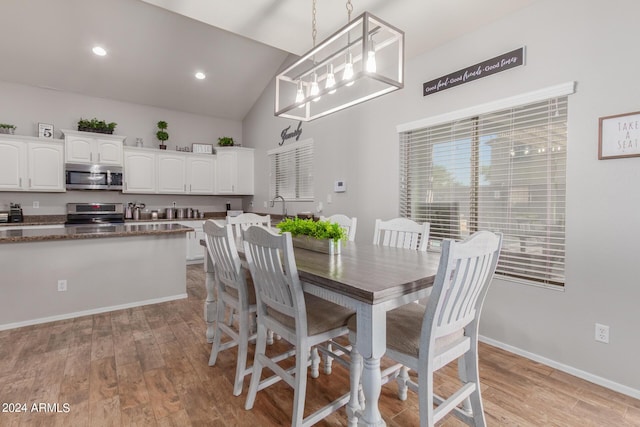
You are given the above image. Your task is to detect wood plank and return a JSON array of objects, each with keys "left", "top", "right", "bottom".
[
  {"left": 143, "top": 368, "right": 183, "bottom": 419},
  {"left": 89, "top": 356, "right": 119, "bottom": 402},
  {"left": 116, "top": 361, "right": 150, "bottom": 410}
]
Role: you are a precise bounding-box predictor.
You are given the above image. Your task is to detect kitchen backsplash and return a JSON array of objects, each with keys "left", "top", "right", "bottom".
[{"left": 0, "top": 191, "right": 247, "bottom": 216}]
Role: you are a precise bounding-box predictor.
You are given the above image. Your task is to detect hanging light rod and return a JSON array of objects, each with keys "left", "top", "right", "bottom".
[{"left": 275, "top": 7, "right": 404, "bottom": 122}]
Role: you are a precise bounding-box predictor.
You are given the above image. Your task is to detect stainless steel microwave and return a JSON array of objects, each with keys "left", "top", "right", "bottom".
[{"left": 65, "top": 163, "right": 123, "bottom": 191}]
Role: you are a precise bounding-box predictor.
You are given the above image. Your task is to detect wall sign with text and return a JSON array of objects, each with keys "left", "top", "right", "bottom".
[
  {"left": 279, "top": 121, "right": 302, "bottom": 146},
  {"left": 598, "top": 111, "right": 640, "bottom": 160},
  {"left": 423, "top": 47, "right": 526, "bottom": 97}
]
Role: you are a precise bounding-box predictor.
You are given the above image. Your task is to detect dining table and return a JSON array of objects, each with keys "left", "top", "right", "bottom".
[{"left": 201, "top": 236, "right": 441, "bottom": 426}]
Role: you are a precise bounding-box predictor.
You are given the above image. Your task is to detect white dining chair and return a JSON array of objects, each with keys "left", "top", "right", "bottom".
[
  {"left": 203, "top": 220, "right": 257, "bottom": 396},
  {"left": 320, "top": 214, "right": 358, "bottom": 241},
  {"left": 348, "top": 231, "right": 503, "bottom": 427},
  {"left": 227, "top": 213, "right": 271, "bottom": 239},
  {"left": 242, "top": 226, "right": 355, "bottom": 427},
  {"left": 373, "top": 217, "right": 430, "bottom": 251}
]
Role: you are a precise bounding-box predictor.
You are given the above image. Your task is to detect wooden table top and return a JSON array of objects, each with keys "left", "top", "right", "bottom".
[{"left": 290, "top": 241, "right": 440, "bottom": 305}]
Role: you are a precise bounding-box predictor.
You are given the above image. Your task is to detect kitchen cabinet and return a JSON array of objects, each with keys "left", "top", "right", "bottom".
[
  {"left": 123, "top": 148, "right": 156, "bottom": 193},
  {"left": 179, "top": 220, "right": 205, "bottom": 262},
  {"left": 0, "top": 135, "right": 64, "bottom": 192},
  {"left": 123, "top": 148, "right": 215, "bottom": 195},
  {"left": 27, "top": 142, "right": 65, "bottom": 191},
  {"left": 62, "top": 129, "right": 125, "bottom": 166},
  {"left": 215, "top": 147, "right": 254, "bottom": 195},
  {"left": 187, "top": 155, "right": 215, "bottom": 194},
  {"left": 158, "top": 153, "right": 187, "bottom": 194}
]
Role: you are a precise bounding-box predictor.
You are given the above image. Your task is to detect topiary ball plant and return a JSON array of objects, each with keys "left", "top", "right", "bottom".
[{"left": 156, "top": 121, "right": 169, "bottom": 149}]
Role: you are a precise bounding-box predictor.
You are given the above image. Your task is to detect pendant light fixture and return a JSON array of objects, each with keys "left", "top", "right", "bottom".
[{"left": 275, "top": 0, "right": 404, "bottom": 122}]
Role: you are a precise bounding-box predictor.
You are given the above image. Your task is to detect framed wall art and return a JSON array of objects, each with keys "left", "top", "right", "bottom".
[
  {"left": 598, "top": 111, "right": 640, "bottom": 159},
  {"left": 191, "top": 143, "right": 214, "bottom": 154},
  {"left": 38, "top": 123, "right": 54, "bottom": 139}
]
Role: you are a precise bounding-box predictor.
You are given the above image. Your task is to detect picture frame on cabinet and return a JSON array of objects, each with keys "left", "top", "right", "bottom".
[
  {"left": 598, "top": 111, "right": 640, "bottom": 159},
  {"left": 192, "top": 143, "right": 213, "bottom": 154},
  {"left": 38, "top": 123, "right": 54, "bottom": 139}
]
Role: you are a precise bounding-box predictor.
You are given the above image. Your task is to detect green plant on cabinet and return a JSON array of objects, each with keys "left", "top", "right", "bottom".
[
  {"left": 77, "top": 118, "right": 117, "bottom": 134},
  {"left": 218, "top": 136, "right": 234, "bottom": 146},
  {"left": 156, "top": 121, "right": 169, "bottom": 149},
  {"left": 0, "top": 123, "right": 16, "bottom": 134}
]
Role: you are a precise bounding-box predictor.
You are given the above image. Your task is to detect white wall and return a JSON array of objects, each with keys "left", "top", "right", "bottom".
[
  {"left": 243, "top": 0, "right": 640, "bottom": 395},
  {"left": 0, "top": 81, "right": 247, "bottom": 214}
]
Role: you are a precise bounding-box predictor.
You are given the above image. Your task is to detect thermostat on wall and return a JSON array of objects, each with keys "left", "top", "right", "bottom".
[{"left": 334, "top": 180, "right": 346, "bottom": 193}]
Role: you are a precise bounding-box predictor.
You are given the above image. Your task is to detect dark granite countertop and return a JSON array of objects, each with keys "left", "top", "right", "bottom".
[{"left": 0, "top": 223, "right": 192, "bottom": 244}]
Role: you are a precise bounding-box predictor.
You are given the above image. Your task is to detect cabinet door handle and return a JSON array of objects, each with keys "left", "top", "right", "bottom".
[
  {"left": 98, "top": 153, "right": 101, "bottom": 162},
  {"left": 190, "top": 184, "right": 192, "bottom": 192},
  {"left": 19, "top": 177, "right": 22, "bottom": 187},
  {"left": 232, "top": 185, "right": 235, "bottom": 193},
  {"left": 184, "top": 184, "right": 186, "bottom": 192},
  {"left": 29, "top": 178, "right": 32, "bottom": 188},
  {"left": 125, "top": 182, "right": 128, "bottom": 191},
  {"left": 90, "top": 152, "right": 93, "bottom": 162}
]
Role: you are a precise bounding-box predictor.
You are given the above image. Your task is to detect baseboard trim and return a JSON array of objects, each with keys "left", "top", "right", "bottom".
[
  {"left": 479, "top": 335, "right": 640, "bottom": 400},
  {"left": 0, "top": 293, "right": 188, "bottom": 331}
]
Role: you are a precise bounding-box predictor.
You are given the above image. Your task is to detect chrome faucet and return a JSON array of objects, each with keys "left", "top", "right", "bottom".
[{"left": 270, "top": 195, "right": 287, "bottom": 217}]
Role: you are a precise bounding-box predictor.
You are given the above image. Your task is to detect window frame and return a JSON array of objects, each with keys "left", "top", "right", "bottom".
[
  {"left": 268, "top": 138, "right": 314, "bottom": 202},
  {"left": 397, "top": 82, "right": 575, "bottom": 289}
]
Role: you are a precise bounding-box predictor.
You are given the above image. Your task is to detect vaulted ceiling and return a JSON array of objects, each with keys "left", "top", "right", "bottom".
[{"left": 0, "top": 0, "right": 540, "bottom": 120}]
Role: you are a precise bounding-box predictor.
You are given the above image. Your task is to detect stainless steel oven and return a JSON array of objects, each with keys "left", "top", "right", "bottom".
[
  {"left": 65, "top": 203, "right": 125, "bottom": 225},
  {"left": 65, "top": 163, "right": 123, "bottom": 191}
]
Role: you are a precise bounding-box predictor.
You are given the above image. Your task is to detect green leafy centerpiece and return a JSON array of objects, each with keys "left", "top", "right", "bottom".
[
  {"left": 0, "top": 123, "right": 16, "bottom": 134},
  {"left": 276, "top": 217, "right": 346, "bottom": 255}
]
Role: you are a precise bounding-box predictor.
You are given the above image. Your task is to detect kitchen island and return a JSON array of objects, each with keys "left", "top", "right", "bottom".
[{"left": 0, "top": 223, "right": 192, "bottom": 330}]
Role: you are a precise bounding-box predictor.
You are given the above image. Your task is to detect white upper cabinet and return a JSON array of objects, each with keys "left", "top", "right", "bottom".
[
  {"left": 27, "top": 142, "right": 65, "bottom": 191},
  {"left": 158, "top": 153, "right": 187, "bottom": 194},
  {"left": 0, "top": 139, "right": 26, "bottom": 190},
  {"left": 123, "top": 148, "right": 156, "bottom": 193},
  {"left": 187, "top": 155, "right": 215, "bottom": 194},
  {"left": 215, "top": 147, "right": 254, "bottom": 195},
  {"left": 123, "top": 148, "right": 217, "bottom": 195},
  {"left": 0, "top": 135, "right": 64, "bottom": 192},
  {"left": 62, "top": 129, "right": 125, "bottom": 166}
]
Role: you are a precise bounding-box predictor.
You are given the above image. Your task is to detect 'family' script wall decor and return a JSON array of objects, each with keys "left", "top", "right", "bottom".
[
  {"left": 423, "top": 47, "right": 525, "bottom": 97},
  {"left": 599, "top": 111, "right": 640, "bottom": 159}
]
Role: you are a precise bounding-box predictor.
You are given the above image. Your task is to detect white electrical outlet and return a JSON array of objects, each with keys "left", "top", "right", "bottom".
[
  {"left": 33, "top": 201, "right": 40, "bottom": 208},
  {"left": 57, "top": 279, "right": 67, "bottom": 292},
  {"left": 263, "top": 201, "right": 268, "bottom": 208},
  {"left": 327, "top": 194, "right": 332, "bottom": 204},
  {"left": 595, "top": 323, "right": 609, "bottom": 343}
]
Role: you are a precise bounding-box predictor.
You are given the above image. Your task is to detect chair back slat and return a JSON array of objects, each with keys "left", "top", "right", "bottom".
[
  {"left": 243, "top": 226, "right": 304, "bottom": 321},
  {"left": 227, "top": 213, "right": 271, "bottom": 240},
  {"left": 424, "top": 231, "right": 502, "bottom": 341},
  {"left": 373, "top": 218, "right": 430, "bottom": 252},
  {"left": 319, "top": 214, "right": 357, "bottom": 241},
  {"left": 203, "top": 220, "right": 242, "bottom": 290}
]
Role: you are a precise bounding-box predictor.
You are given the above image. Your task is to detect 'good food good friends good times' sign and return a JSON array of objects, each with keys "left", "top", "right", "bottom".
[{"left": 423, "top": 47, "right": 525, "bottom": 97}]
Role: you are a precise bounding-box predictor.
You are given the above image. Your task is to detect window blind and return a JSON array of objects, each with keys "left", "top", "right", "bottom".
[
  {"left": 399, "top": 96, "right": 568, "bottom": 287},
  {"left": 268, "top": 139, "right": 314, "bottom": 201}
]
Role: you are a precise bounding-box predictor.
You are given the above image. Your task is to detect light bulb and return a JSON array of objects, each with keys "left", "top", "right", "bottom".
[
  {"left": 295, "top": 81, "right": 305, "bottom": 108},
  {"left": 325, "top": 64, "right": 336, "bottom": 94},
  {"left": 310, "top": 73, "right": 320, "bottom": 102},
  {"left": 92, "top": 46, "right": 107, "bottom": 56},
  {"left": 366, "top": 50, "right": 377, "bottom": 73},
  {"left": 343, "top": 52, "right": 354, "bottom": 86}
]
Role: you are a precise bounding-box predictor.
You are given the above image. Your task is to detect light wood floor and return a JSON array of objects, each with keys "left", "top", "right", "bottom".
[{"left": 1, "top": 265, "right": 639, "bottom": 426}]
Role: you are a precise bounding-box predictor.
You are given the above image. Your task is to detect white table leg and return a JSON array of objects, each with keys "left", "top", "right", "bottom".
[
  {"left": 356, "top": 305, "right": 387, "bottom": 427},
  {"left": 203, "top": 252, "right": 216, "bottom": 343}
]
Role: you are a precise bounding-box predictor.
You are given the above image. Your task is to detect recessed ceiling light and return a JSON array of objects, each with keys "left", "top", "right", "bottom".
[
  {"left": 92, "top": 46, "right": 107, "bottom": 56},
  {"left": 195, "top": 72, "right": 206, "bottom": 80}
]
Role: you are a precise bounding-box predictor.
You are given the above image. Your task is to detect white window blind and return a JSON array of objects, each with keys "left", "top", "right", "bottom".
[
  {"left": 399, "top": 95, "right": 569, "bottom": 287},
  {"left": 268, "top": 139, "right": 314, "bottom": 201}
]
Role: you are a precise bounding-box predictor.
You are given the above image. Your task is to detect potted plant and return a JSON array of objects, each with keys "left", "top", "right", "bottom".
[
  {"left": 77, "top": 117, "right": 117, "bottom": 134},
  {"left": 218, "top": 136, "right": 234, "bottom": 146},
  {"left": 0, "top": 123, "right": 16, "bottom": 135},
  {"left": 276, "top": 217, "right": 347, "bottom": 255},
  {"left": 156, "top": 121, "right": 169, "bottom": 150}
]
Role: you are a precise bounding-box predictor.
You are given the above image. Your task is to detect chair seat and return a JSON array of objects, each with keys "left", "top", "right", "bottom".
[
  {"left": 269, "top": 294, "right": 354, "bottom": 336},
  {"left": 224, "top": 271, "right": 257, "bottom": 305},
  {"left": 347, "top": 303, "right": 464, "bottom": 358}
]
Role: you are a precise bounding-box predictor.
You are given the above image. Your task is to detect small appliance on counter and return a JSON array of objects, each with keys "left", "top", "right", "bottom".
[
  {"left": 227, "top": 210, "right": 243, "bottom": 218},
  {"left": 0, "top": 211, "right": 8, "bottom": 223},
  {"left": 9, "top": 203, "right": 23, "bottom": 223}
]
